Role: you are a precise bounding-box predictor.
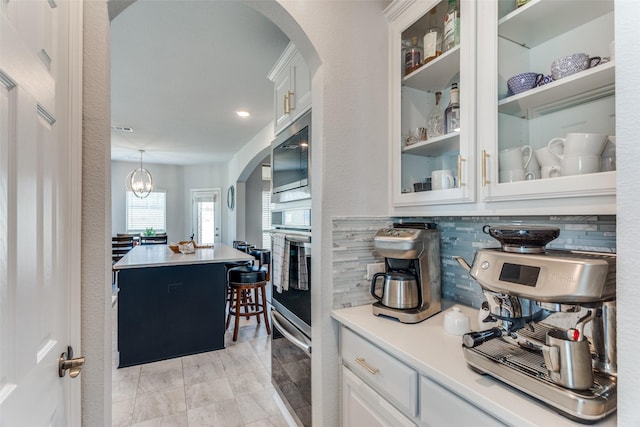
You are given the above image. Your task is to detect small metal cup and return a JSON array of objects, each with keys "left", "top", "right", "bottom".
[{"left": 542, "top": 329, "right": 594, "bottom": 390}]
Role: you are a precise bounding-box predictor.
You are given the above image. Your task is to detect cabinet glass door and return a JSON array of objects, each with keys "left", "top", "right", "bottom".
[
  {"left": 477, "top": 0, "right": 615, "bottom": 211},
  {"left": 389, "top": 0, "right": 476, "bottom": 210}
]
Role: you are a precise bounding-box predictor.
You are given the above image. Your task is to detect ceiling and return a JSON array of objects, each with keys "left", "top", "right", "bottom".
[{"left": 110, "top": 0, "right": 290, "bottom": 165}]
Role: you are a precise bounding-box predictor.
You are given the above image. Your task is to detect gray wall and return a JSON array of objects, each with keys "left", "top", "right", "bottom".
[
  {"left": 111, "top": 160, "right": 266, "bottom": 245},
  {"left": 111, "top": 161, "right": 185, "bottom": 242}
]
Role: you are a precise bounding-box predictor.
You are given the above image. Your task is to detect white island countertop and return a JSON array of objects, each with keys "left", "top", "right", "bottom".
[
  {"left": 331, "top": 304, "right": 616, "bottom": 427},
  {"left": 113, "top": 243, "right": 253, "bottom": 270}
]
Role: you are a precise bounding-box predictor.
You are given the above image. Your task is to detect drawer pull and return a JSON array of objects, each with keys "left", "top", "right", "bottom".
[{"left": 355, "top": 357, "right": 379, "bottom": 375}]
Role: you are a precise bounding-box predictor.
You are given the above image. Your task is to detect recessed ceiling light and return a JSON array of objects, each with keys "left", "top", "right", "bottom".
[{"left": 236, "top": 111, "right": 250, "bottom": 117}]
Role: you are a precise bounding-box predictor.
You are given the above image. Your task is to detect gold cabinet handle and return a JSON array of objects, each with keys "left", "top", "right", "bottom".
[
  {"left": 283, "top": 94, "right": 290, "bottom": 115},
  {"left": 457, "top": 155, "right": 466, "bottom": 188},
  {"left": 482, "top": 150, "right": 491, "bottom": 187},
  {"left": 287, "top": 90, "right": 295, "bottom": 112},
  {"left": 355, "top": 357, "right": 379, "bottom": 375}
]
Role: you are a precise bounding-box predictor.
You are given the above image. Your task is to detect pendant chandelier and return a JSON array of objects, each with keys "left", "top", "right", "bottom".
[{"left": 126, "top": 150, "right": 153, "bottom": 199}]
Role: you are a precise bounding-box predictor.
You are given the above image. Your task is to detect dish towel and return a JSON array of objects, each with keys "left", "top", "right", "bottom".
[
  {"left": 293, "top": 245, "right": 309, "bottom": 291},
  {"left": 272, "top": 233, "right": 290, "bottom": 292}
]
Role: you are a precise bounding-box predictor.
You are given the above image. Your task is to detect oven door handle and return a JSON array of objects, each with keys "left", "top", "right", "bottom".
[{"left": 271, "top": 309, "right": 312, "bottom": 354}]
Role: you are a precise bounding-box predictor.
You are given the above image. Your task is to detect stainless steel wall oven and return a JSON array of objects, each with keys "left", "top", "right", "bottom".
[{"left": 270, "top": 229, "right": 312, "bottom": 426}]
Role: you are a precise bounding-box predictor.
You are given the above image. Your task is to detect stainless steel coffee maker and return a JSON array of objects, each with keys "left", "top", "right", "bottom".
[
  {"left": 454, "top": 225, "right": 617, "bottom": 423},
  {"left": 371, "top": 225, "right": 441, "bottom": 323}
]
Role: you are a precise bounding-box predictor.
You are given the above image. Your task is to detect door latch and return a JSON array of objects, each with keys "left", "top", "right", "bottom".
[{"left": 58, "top": 346, "right": 85, "bottom": 378}]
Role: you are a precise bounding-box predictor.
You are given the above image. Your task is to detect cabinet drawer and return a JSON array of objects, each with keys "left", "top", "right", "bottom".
[
  {"left": 420, "top": 376, "right": 505, "bottom": 426},
  {"left": 342, "top": 366, "right": 416, "bottom": 427},
  {"left": 341, "top": 327, "right": 418, "bottom": 417}
]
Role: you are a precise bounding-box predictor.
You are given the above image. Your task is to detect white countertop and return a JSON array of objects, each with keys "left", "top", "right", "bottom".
[
  {"left": 331, "top": 304, "right": 616, "bottom": 427},
  {"left": 113, "top": 243, "right": 253, "bottom": 270}
]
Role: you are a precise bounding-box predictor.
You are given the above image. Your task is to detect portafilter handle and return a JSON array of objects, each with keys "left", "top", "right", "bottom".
[{"left": 462, "top": 327, "right": 503, "bottom": 348}]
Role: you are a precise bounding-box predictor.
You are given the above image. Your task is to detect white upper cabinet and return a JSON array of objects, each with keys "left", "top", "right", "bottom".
[
  {"left": 387, "top": 0, "right": 477, "bottom": 210},
  {"left": 476, "top": 0, "right": 615, "bottom": 213},
  {"left": 268, "top": 42, "right": 311, "bottom": 136},
  {"left": 387, "top": 0, "right": 616, "bottom": 215}
]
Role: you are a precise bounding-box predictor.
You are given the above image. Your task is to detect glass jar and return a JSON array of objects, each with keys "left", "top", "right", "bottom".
[
  {"left": 423, "top": 9, "right": 442, "bottom": 64},
  {"left": 404, "top": 36, "right": 423, "bottom": 75}
]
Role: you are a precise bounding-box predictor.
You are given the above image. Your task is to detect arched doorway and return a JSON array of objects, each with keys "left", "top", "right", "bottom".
[{"left": 82, "top": 1, "right": 322, "bottom": 425}]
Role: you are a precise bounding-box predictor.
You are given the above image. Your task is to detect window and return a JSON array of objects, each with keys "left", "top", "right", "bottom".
[
  {"left": 126, "top": 191, "right": 166, "bottom": 233},
  {"left": 262, "top": 190, "right": 272, "bottom": 249},
  {"left": 191, "top": 189, "right": 221, "bottom": 246}
]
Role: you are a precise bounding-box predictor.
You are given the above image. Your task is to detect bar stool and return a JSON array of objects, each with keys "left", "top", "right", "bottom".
[
  {"left": 226, "top": 263, "right": 270, "bottom": 341},
  {"left": 232, "top": 240, "right": 247, "bottom": 249},
  {"left": 225, "top": 242, "right": 254, "bottom": 315}
]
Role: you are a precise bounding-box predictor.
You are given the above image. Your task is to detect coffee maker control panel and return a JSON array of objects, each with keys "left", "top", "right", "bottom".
[
  {"left": 470, "top": 249, "right": 616, "bottom": 303},
  {"left": 376, "top": 228, "right": 421, "bottom": 239}
]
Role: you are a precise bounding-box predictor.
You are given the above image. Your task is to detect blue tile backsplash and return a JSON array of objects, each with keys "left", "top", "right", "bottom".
[{"left": 332, "top": 215, "right": 616, "bottom": 309}]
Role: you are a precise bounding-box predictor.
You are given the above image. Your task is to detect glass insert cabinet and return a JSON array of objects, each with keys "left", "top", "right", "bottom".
[
  {"left": 387, "top": 0, "right": 615, "bottom": 214},
  {"left": 389, "top": 0, "right": 477, "bottom": 207}
]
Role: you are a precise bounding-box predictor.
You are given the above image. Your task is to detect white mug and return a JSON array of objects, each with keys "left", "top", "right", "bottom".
[
  {"left": 560, "top": 155, "right": 601, "bottom": 176},
  {"left": 541, "top": 165, "right": 561, "bottom": 179},
  {"left": 431, "top": 169, "right": 455, "bottom": 190},
  {"left": 525, "top": 151, "right": 541, "bottom": 180},
  {"left": 548, "top": 133, "right": 608, "bottom": 159},
  {"left": 499, "top": 145, "right": 532, "bottom": 171},
  {"left": 499, "top": 169, "right": 528, "bottom": 183},
  {"left": 535, "top": 146, "right": 561, "bottom": 168}
]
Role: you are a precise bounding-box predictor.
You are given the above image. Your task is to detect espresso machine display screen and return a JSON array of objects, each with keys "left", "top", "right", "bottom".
[{"left": 498, "top": 263, "right": 540, "bottom": 287}]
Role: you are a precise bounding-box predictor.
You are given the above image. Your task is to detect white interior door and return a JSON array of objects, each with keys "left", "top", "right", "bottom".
[{"left": 0, "top": 1, "right": 82, "bottom": 425}]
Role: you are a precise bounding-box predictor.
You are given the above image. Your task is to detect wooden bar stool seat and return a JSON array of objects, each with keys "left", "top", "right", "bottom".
[{"left": 226, "top": 265, "right": 270, "bottom": 341}]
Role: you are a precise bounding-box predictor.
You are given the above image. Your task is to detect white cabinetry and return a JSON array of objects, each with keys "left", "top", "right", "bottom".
[
  {"left": 387, "top": 0, "right": 477, "bottom": 207},
  {"left": 476, "top": 0, "right": 615, "bottom": 211},
  {"left": 341, "top": 327, "right": 418, "bottom": 417},
  {"left": 342, "top": 367, "right": 416, "bottom": 427},
  {"left": 420, "top": 376, "right": 505, "bottom": 426},
  {"left": 387, "top": 0, "right": 616, "bottom": 215},
  {"left": 268, "top": 42, "right": 311, "bottom": 135},
  {"left": 339, "top": 325, "right": 502, "bottom": 427}
]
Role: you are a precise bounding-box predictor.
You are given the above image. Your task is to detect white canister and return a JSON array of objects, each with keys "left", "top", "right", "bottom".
[{"left": 444, "top": 306, "right": 471, "bottom": 335}]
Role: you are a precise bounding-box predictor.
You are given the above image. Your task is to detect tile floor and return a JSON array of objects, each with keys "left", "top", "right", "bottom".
[{"left": 111, "top": 301, "right": 288, "bottom": 427}]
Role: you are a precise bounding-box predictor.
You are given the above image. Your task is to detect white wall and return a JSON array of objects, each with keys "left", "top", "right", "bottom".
[
  {"left": 227, "top": 118, "right": 274, "bottom": 244},
  {"left": 82, "top": 2, "right": 112, "bottom": 425},
  {"left": 245, "top": 3, "right": 391, "bottom": 426},
  {"left": 614, "top": 2, "right": 640, "bottom": 425}
]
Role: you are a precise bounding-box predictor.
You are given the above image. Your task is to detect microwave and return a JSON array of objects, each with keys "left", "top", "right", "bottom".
[{"left": 271, "top": 111, "right": 311, "bottom": 203}]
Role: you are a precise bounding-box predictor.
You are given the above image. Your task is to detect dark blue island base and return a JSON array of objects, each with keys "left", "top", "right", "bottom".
[{"left": 117, "top": 262, "right": 226, "bottom": 367}]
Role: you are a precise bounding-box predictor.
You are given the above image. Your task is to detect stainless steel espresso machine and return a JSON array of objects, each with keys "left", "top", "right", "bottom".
[
  {"left": 370, "top": 225, "right": 441, "bottom": 323},
  {"left": 455, "top": 225, "right": 617, "bottom": 423}
]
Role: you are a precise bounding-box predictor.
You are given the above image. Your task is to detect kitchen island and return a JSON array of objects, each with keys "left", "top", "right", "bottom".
[{"left": 113, "top": 244, "right": 253, "bottom": 367}]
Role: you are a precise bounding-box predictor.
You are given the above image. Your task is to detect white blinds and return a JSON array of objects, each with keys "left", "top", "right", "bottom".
[
  {"left": 126, "top": 191, "right": 166, "bottom": 233},
  {"left": 262, "top": 190, "right": 272, "bottom": 249}
]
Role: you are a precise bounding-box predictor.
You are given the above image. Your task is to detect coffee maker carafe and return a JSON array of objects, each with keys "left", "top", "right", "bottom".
[{"left": 370, "top": 226, "right": 441, "bottom": 323}]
